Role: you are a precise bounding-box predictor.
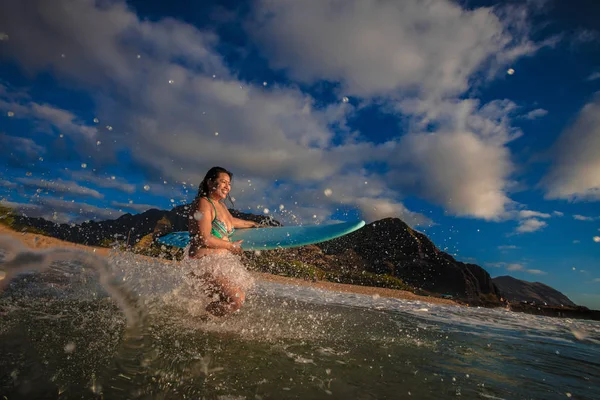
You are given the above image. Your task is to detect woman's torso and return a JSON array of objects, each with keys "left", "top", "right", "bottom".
[{"left": 188, "top": 197, "right": 235, "bottom": 258}]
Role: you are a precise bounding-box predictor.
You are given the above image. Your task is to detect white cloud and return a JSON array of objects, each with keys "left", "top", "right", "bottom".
[
  {"left": 486, "top": 261, "right": 544, "bottom": 274},
  {"left": 552, "top": 211, "right": 564, "bottom": 217},
  {"left": 593, "top": 236, "right": 600, "bottom": 243},
  {"left": 0, "top": 132, "right": 46, "bottom": 158},
  {"left": 0, "top": 96, "right": 97, "bottom": 140},
  {"left": 110, "top": 201, "right": 162, "bottom": 214},
  {"left": 523, "top": 108, "right": 548, "bottom": 120},
  {"left": 587, "top": 71, "right": 600, "bottom": 81},
  {"left": 515, "top": 218, "right": 547, "bottom": 233},
  {"left": 507, "top": 263, "right": 524, "bottom": 271},
  {"left": 498, "top": 245, "right": 519, "bottom": 250},
  {"left": 0, "top": 0, "right": 553, "bottom": 224},
  {"left": 0, "top": 200, "right": 41, "bottom": 212},
  {"left": 385, "top": 98, "right": 522, "bottom": 220},
  {"left": 0, "top": 179, "right": 17, "bottom": 188},
  {"left": 542, "top": 98, "right": 600, "bottom": 201},
  {"left": 353, "top": 197, "right": 430, "bottom": 226},
  {"left": 573, "top": 214, "right": 596, "bottom": 221},
  {"left": 68, "top": 171, "right": 136, "bottom": 194},
  {"left": 16, "top": 178, "right": 103, "bottom": 199},
  {"left": 593, "top": 278, "right": 600, "bottom": 282},
  {"left": 485, "top": 262, "right": 505, "bottom": 268},
  {"left": 249, "top": 0, "right": 541, "bottom": 98},
  {"left": 526, "top": 269, "right": 546, "bottom": 275},
  {"left": 233, "top": 172, "right": 432, "bottom": 226},
  {"left": 0, "top": 0, "right": 366, "bottom": 215},
  {"left": 518, "top": 210, "right": 551, "bottom": 219},
  {"left": 27, "top": 197, "right": 123, "bottom": 223}
]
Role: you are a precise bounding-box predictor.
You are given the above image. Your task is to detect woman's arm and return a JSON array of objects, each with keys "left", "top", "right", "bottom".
[
  {"left": 195, "top": 198, "right": 240, "bottom": 251},
  {"left": 231, "top": 217, "right": 259, "bottom": 229},
  {"left": 223, "top": 207, "right": 259, "bottom": 229}
]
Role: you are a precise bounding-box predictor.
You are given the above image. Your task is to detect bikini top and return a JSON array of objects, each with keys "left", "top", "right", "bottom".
[{"left": 204, "top": 197, "right": 235, "bottom": 239}]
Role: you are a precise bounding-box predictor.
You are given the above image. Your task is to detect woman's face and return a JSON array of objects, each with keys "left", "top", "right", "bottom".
[{"left": 210, "top": 172, "right": 231, "bottom": 200}]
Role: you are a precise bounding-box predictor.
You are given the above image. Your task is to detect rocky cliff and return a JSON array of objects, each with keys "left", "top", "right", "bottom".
[
  {"left": 493, "top": 275, "right": 576, "bottom": 307},
  {"left": 315, "top": 218, "right": 502, "bottom": 305}
]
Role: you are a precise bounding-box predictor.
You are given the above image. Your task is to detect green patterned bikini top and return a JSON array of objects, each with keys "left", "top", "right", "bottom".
[{"left": 205, "top": 197, "right": 235, "bottom": 239}]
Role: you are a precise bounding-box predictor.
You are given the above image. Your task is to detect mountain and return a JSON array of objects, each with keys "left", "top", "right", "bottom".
[
  {"left": 493, "top": 276, "right": 576, "bottom": 307},
  {"left": 2, "top": 204, "right": 279, "bottom": 247},
  {"left": 244, "top": 217, "right": 503, "bottom": 306},
  {"left": 316, "top": 218, "right": 502, "bottom": 306}
]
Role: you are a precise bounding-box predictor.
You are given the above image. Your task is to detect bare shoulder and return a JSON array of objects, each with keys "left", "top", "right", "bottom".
[
  {"left": 196, "top": 197, "right": 214, "bottom": 217},
  {"left": 197, "top": 197, "right": 210, "bottom": 208}
]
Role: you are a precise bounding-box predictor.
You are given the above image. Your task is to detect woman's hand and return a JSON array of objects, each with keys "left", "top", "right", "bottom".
[{"left": 229, "top": 240, "right": 244, "bottom": 254}]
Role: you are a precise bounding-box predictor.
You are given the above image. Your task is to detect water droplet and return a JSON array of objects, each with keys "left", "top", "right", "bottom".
[
  {"left": 64, "top": 342, "right": 76, "bottom": 353},
  {"left": 279, "top": 204, "right": 285, "bottom": 210},
  {"left": 143, "top": 185, "right": 150, "bottom": 191},
  {"left": 61, "top": 54, "right": 66, "bottom": 58},
  {"left": 342, "top": 96, "right": 349, "bottom": 103},
  {"left": 215, "top": 132, "right": 219, "bottom": 136},
  {"left": 0, "top": 32, "right": 9, "bottom": 41},
  {"left": 111, "top": 176, "right": 116, "bottom": 180},
  {"left": 163, "top": 180, "right": 167, "bottom": 184},
  {"left": 593, "top": 236, "right": 600, "bottom": 243},
  {"left": 106, "top": 125, "right": 113, "bottom": 131},
  {"left": 38, "top": 157, "right": 44, "bottom": 161},
  {"left": 263, "top": 81, "right": 268, "bottom": 86},
  {"left": 137, "top": 54, "right": 141, "bottom": 59},
  {"left": 168, "top": 80, "right": 174, "bottom": 84},
  {"left": 7, "top": 111, "right": 14, "bottom": 117},
  {"left": 96, "top": 140, "right": 101, "bottom": 145},
  {"left": 313, "top": 215, "right": 317, "bottom": 218},
  {"left": 212, "top": 74, "right": 216, "bottom": 78},
  {"left": 263, "top": 208, "right": 270, "bottom": 214},
  {"left": 59, "top": 134, "right": 64, "bottom": 138},
  {"left": 81, "top": 163, "right": 87, "bottom": 168},
  {"left": 170, "top": 199, "right": 175, "bottom": 203},
  {"left": 507, "top": 68, "right": 515, "bottom": 75},
  {"left": 324, "top": 188, "right": 333, "bottom": 197},
  {"left": 93, "top": 117, "right": 99, "bottom": 123}
]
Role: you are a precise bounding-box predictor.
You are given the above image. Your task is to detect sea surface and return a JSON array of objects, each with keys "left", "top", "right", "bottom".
[{"left": 1, "top": 237, "right": 599, "bottom": 399}]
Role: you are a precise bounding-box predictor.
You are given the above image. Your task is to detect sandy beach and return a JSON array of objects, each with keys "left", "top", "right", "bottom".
[{"left": 0, "top": 225, "right": 457, "bottom": 306}]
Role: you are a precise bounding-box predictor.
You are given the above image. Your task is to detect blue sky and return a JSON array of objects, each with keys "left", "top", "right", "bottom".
[{"left": 0, "top": 0, "right": 599, "bottom": 308}]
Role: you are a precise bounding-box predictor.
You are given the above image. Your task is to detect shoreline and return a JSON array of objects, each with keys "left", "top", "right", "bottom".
[{"left": 0, "top": 225, "right": 457, "bottom": 306}]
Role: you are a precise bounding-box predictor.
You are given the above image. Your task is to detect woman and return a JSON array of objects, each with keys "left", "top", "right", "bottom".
[{"left": 187, "top": 166, "right": 259, "bottom": 317}]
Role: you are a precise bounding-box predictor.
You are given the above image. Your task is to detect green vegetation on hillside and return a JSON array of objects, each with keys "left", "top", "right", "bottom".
[
  {"left": 0, "top": 205, "right": 47, "bottom": 235},
  {"left": 246, "top": 253, "right": 413, "bottom": 292}
]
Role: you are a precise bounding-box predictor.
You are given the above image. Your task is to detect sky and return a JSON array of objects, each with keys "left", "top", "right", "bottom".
[{"left": 0, "top": 0, "right": 599, "bottom": 308}]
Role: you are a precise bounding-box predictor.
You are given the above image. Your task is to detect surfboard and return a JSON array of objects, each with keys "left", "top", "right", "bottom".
[{"left": 156, "top": 220, "right": 365, "bottom": 251}]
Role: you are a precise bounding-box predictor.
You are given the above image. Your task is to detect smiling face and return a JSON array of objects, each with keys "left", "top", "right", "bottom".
[{"left": 209, "top": 172, "right": 231, "bottom": 200}]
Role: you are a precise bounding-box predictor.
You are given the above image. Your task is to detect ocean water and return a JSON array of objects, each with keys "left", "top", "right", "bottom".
[{"left": 1, "top": 237, "right": 599, "bottom": 399}]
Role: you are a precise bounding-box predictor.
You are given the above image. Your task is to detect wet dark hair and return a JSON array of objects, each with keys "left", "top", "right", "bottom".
[
  {"left": 197, "top": 166, "right": 233, "bottom": 198},
  {"left": 190, "top": 166, "right": 235, "bottom": 215}
]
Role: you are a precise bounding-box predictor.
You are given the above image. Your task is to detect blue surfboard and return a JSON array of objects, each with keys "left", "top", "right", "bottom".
[{"left": 157, "top": 220, "right": 365, "bottom": 251}]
